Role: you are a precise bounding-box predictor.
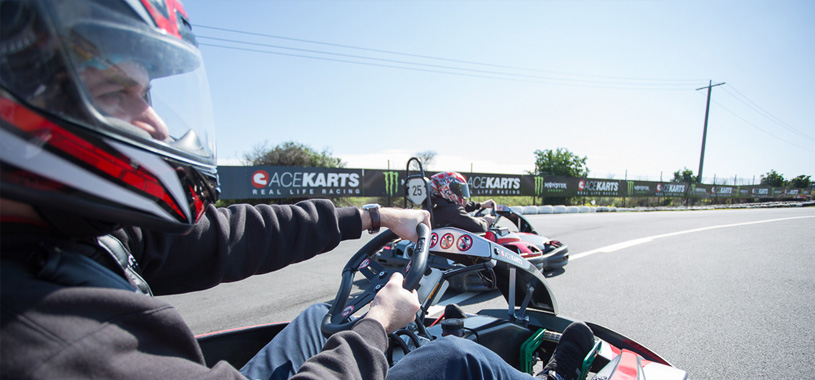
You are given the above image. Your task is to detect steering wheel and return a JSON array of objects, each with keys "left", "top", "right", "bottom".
[
  {"left": 321, "top": 223, "right": 431, "bottom": 336},
  {"left": 474, "top": 206, "right": 498, "bottom": 227}
]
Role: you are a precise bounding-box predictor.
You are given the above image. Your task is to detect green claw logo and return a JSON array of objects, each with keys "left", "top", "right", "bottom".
[
  {"left": 384, "top": 171, "right": 399, "bottom": 197},
  {"left": 534, "top": 176, "right": 545, "bottom": 196}
]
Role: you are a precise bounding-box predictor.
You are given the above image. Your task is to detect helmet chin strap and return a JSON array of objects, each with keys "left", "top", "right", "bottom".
[{"left": 34, "top": 206, "right": 120, "bottom": 239}]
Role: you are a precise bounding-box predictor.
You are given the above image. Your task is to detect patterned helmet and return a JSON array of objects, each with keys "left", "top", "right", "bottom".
[
  {"left": 430, "top": 172, "right": 471, "bottom": 207},
  {"left": 0, "top": 0, "right": 218, "bottom": 235}
]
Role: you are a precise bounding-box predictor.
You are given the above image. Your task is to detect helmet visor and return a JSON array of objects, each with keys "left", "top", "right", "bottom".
[
  {"left": 450, "top": 180, "right": 470, "bottom": 201},
  {"left": 48, "top": 0, "right": 216, "bottom": 164}
]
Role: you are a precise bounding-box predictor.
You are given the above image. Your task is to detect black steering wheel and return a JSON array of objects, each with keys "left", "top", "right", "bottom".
[
  {"left": 321, "top": 223, "right": 431, "bottom": 336},
  {"left": 474, "top": 206, "right": 498, "bottom": 227}
]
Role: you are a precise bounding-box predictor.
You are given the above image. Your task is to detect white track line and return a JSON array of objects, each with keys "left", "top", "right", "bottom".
[{"left": 570, "top": 215, "right": 814, "bottom": 261}]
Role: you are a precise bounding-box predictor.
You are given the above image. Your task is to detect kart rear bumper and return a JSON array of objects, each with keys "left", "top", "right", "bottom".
[{"left": 542, "top": 245, "right": 569, "bottom": 271}]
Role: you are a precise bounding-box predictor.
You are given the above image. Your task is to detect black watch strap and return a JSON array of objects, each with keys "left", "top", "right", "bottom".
[{"left": 362, "top": 204, "right": 381, "bottom": 234}]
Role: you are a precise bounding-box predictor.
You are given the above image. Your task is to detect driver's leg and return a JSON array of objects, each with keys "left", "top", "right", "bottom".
[
  {"left": 240, "top": 303, "right": 330, "bottom": 380},
  {"left": 387, "top": 335, "right": 537, "bottom": 380}
]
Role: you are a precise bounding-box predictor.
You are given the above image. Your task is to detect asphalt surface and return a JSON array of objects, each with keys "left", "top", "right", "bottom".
[{"left": 160, "top": 206, "right": 815, "bottom": 379}]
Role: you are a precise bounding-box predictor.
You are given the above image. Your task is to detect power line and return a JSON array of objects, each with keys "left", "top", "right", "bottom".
[
  {"left": 193, "top": 24, "right": 708, "bottom": 88},
  {"left": 198, "top": 42, "right": 549, "bottom": 84},
  {"left": 198, "top": 35, "right": 702, "bottom": 89},
  {"left": 719, "top": 85, "right": 815, "bottom": 143},
  {"left": 194, "top": 23, "right": 812, "bottom": 151},
  {"left": 712, "top": 99, "right": 815, "bottom": 153}
]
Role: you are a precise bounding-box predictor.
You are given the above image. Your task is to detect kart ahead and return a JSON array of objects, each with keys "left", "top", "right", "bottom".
[
  {"left": 374, "top": 158, "right": 568, "bottom": 292},
  {"left": 196, "top": 159, "right": 686, "bottom": 379},
  {"left": 374, "top": 204, "right": 569, "bottom": 292},
  {"left": 197, "top": 223, "right": 687, "bottom": 379},
  {"left": 479, "top": 204, "right": 569, "bottom": 272}
]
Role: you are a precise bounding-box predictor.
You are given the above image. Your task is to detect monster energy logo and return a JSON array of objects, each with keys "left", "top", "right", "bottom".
[
  {"left": 534, "top": 176, "right": 545, "bottom": 196},
  {"left": 384, "top": 171, "right": 399, "bottom": 197},
  {"left": 627, "top": 181, "right": 634, "bottom": 196}
]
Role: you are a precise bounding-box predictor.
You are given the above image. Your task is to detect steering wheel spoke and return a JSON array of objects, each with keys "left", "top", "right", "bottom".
[
  {"left": 355, "top": 256, "right": 390, "bottom": 281},
  {"left": 322, "top": 225, "right": 431, "bottom": 337}
]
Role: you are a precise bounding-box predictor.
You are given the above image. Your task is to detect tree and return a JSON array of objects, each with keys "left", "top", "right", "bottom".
[
  {"left": 243, "top": 141, "right": 344, "bottom": 168},
  {"left": 672, "top": 168, "right": 696, "bottom": 183},
  {"left": 531, "top": 148, "right": 588, "bottom": 206},
  {"left": 760, "top": 169, "right": 785, "bottom": 187},
  {"left": 411, "top": 150, "right": 437, "bottom": 173},
  {"left": 789, "top": 174, "right": 811, "bottom": 188},
  {"left": 532, "top": 148, "right": 589, "bottom": 177},
  {"left": 223, "top": 141, "right": 346, "bottom": 206}
]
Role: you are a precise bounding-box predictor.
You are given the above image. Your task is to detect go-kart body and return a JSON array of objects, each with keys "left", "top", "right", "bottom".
[
  {"left": 196, "top": 222, "right": 686, "bottom": 379},
  {"left": 487, "top": 204, "right": 569, "bottom": 272},
  {"left": 373, "top": 230, "right": 546, "bottom": 292},
  {"left": 374, "top": 205, "right": 569, "bottom": 292}
]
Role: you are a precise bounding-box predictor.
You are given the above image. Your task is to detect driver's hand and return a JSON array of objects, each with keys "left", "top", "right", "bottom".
[
  {"left": 482, "top": 199, "right": 496, "bottom": 209},
  {"left": 365, "top": 272, "right": 420, "bottom": 334},
  {"left": 379, "top": 208, "right": 431, "bottom": 242},
  {"left": 483, "top": 214, "right": 496, "bottom": 225}
]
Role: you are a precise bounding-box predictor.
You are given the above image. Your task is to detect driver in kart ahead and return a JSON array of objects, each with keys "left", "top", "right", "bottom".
[
  {"left": 428, "top": 171, "right": 497, "bottom": 232},
  {"left": 0, "top": 1, "right": 593, "bottom": 379}
]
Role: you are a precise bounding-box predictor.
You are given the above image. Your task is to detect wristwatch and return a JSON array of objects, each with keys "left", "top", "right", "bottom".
[{"left": 361, "top": 203, "right": 381, "bottom": 234}]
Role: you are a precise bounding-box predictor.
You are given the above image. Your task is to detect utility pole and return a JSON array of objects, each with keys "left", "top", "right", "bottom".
[{"left": 696, "top": 80, "right": 725, "bottom": 183}]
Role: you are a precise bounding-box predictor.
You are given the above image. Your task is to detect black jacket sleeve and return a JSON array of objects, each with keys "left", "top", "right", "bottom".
[
  {"left": 292, "top": 318, "right": 389, "bottom": 380},
  {"left": 112, "top": 199, "right": 362, "bottom": 296}
]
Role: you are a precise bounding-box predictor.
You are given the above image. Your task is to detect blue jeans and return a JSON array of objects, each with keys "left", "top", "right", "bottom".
[{"left": 240, "top": 303, "right": 536, "bottom": 380}]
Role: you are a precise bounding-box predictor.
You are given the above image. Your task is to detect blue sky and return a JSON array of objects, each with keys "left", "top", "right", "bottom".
[{"left": 183, "top": 0, "right": 814, "bottom": 184}]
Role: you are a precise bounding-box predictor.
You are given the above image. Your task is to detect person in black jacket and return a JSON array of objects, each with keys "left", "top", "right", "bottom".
[
  {"left": 0, "top": 1, "right": 426, "bottom": 379},
  {"left": 0, "top": 1, "right": 593, "bottom": 379},
  {"left": 428, "top": 171, "right": 496, "bottom": 232}
]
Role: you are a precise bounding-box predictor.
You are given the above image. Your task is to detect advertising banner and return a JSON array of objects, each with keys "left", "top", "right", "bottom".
[
  {"left": 655, "top": 182, "right": 688, "bottom": 197},
  {"left": 576, "top": 178, "right": 624, "bottom": 197},
  {"left": 218, "top": 166, "right": 811, "bottom": 201},
  {"left": 362, "top": 169, "right": 405, "bottom": 198},
  {"left": 466, "top": 173, "right": 524, "bottom": 196},
  {"left": 691, "top": 184, "right": 712, "bottom": 199},
  {"left": 711, "top": 185, "right": 735, "bottom": 198},
  {"left": 628, "top": 181, "right": 658, "bottom": 197},
  {"left": 219, "top": 166, "right": 364, "bottom": 199}
]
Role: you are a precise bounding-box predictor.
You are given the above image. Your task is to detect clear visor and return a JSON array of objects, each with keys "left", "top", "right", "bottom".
[{"left": 50, "top": 1, "right": 216, "bottom": 164}]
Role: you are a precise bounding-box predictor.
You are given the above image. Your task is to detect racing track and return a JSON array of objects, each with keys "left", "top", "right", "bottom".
[{"left": 160, "top": 206, "right": 815, "bottom": 379}]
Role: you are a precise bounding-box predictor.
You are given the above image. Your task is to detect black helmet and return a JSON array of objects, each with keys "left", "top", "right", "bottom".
[{"left": 0, "top": 0, "right": 218, "bottom": 235}]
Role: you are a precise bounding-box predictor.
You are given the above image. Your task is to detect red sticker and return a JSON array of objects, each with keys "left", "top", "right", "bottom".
[
  {"left": 440, "top": 233, "right": 455, "bottom": 250},
  {"left": 358, "top": 258, "right": 370, "bottom": 270},
  {"left": 457, "top": 235, "right": 473, "bottom": 251}
]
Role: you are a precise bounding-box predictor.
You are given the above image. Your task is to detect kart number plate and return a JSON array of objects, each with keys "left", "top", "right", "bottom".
[{"left": 407, "top": 178, "right": 427, "bottom": 204}]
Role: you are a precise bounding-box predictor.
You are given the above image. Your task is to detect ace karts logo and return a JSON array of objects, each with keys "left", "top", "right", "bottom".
[{"left": 250, "top": 169, "right": 361, "bottom": 196}]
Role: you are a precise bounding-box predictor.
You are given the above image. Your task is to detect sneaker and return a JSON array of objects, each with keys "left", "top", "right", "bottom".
[{"left": 538, "top": 321, "right": 594, "bottom": 380}]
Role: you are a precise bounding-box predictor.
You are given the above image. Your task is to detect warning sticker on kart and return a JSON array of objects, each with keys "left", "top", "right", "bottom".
[
  {"left": 440, "top": 233, "right": 455, "bottom": 250},
  {"left": 428, "top": 227, "right": 491, "bottom": 258},
  {"left": 342, "top": 305, "right": 355, "bottom": 317},
  {"left": 358, "top": 258, "right": 370, "bottom": 270},
  {"left": 457, "top": 235, "right": 473, "bottom": 251}
]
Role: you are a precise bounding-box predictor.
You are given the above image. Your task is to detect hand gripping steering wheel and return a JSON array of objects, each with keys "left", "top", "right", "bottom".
[
  {"left": 474, "top": 206, "right": 498, "bottom": 227},
  {"left": 321, "top": 223, "right": 431, "bottom": 336}
]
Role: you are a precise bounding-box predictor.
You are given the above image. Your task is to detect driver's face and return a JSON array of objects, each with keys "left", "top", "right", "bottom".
[{"left": 80, "top": 60, "right": 169, "bottom": 140}]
